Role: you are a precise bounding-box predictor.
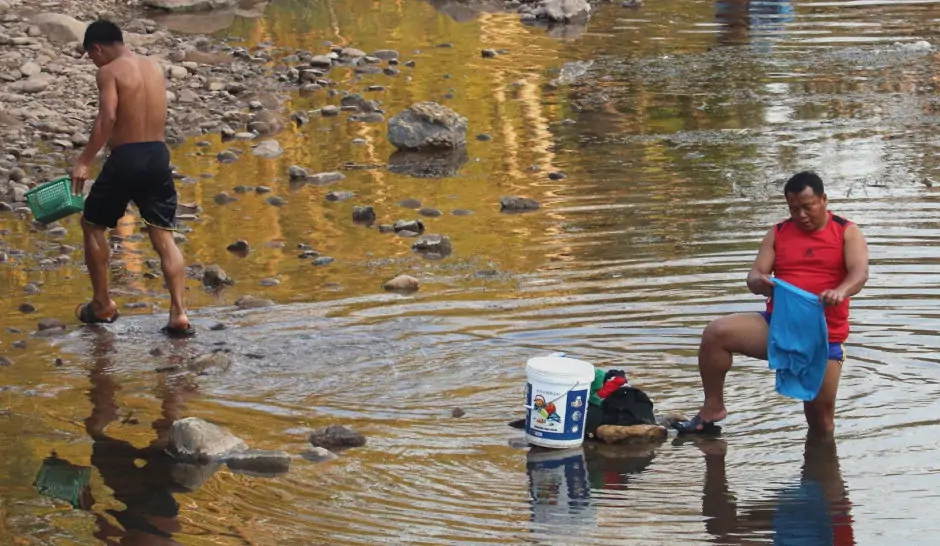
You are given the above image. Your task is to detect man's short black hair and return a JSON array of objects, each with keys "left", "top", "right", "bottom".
[
  {"left": 783, "top": 171, "right": 825, "bottom": 196},
  {"left": 83, "top": 20, "right": 123, "bottom": 51}
]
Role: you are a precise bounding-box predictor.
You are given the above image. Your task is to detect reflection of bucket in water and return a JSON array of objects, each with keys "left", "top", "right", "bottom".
[
  {"left": 524, "top": 355, "right": 595, "bottom": 449},
  {"left": 526, "top": 447, "right": 596, "bottom": 527}
]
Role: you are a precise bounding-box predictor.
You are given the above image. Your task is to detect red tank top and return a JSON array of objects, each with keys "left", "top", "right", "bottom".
[{"left": 767, "top": 212, "right": 852, "bottom": 343}]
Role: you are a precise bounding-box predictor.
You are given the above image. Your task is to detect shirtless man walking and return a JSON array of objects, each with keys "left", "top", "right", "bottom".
[{"left": 71, "top": 20, "right": 193, "bottom": 337}]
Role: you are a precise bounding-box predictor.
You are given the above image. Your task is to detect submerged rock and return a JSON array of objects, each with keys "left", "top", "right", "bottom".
[
  {"left": 168, "top": 417, "right": 248, "bottom": 463},
  {"left": 37, "top": 317, "right": 64, "bottom": 331},
  {"left": 302, "top": 447, "right": 338, "bottom": 463},
  {"left": 235, "top": 295, "right": 274, "bottom": 309},
  {"left": 186, "top": 352, "right": 232, "bottom": 374},
  {"left": 499, "top": 196, "right": 541, "bottom": 212},
  {"left": 411, "top": 234, "right": 453, "bottom": 258},
  {"left": 387, "top": 102, "right": 468, "bottom": 150}
]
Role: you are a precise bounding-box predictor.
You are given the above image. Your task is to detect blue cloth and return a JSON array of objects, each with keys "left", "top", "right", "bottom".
[
  {"left": 760, "top": 313, "right": 845, "bottom": 362},
  {"left": 767, "top": 279, "right": 829, "bottom": 401}
]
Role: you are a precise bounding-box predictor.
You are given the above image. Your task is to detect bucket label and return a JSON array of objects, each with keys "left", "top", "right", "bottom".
[{"left": 525, "top": 383, "right": 589, "bottom": 441}]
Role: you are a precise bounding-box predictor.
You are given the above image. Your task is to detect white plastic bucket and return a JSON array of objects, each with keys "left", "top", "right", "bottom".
[{"left": 524, "top": 354, "right": 595, "bottom": 449}]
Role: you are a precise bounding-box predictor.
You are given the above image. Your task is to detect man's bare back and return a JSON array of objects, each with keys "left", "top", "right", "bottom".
[{"left": 101, "top": 53, "right": 167, "bottom": 147}]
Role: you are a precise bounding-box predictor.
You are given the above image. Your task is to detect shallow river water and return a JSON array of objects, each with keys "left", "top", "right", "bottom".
[{"left": 4, "top": 0, "right": 940, "bottom": 543}]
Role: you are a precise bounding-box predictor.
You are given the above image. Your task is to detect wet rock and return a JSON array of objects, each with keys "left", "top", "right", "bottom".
[
  {"left": 476, "top": 133, "right": 492, "bottom": 141},
  {"left": 482, "top": 49, "right": 498, "bottom": 58},
  {"left": 312, "top": 256, "right": 334, "bottom": 266},
  {"left": 23, "top": 283, "right": 40, "bottom": 295},
  {"left": 325, "top": 191, "right": 355, "bottom": 202},
  {"left": 372, "top": 49, "right": 399, "bottom": 60},
  {"left": 235, "top": 295, "right": 274, "bottom": 309},
  {"left": 144, "top": 0, "right": 239, "bottom": 11},
  {"left": 398, "top": 198, "right": 422, "bottom": 209},
  {"left": 452, "top": 407, "right": 466, "bottom": 418},
  {"left": 37, "top": 317, "right": 64, "bottom": 331},
  {"left": 18, "top": 303, "right": 36, "bottom": 314},
  {"left": 259, "top": 277, "right": 280, "bottom": 287},
  {"left": 290, "top": 111, "right": 309, "bottom": 126},
  {"left": 167, "top": 417, "right": 248, "bottom": 464},
  {"left": 12, "top": 340, "right": 26, "bottom": 349},
  {"left": 266, "top": 196, "right": 287, "bottom": 207},
  {"left": 412, "top": 234, "right": 453, "bottom": 258},
  {"left": 233, "top": 185, "right": 251, "bottom": 194},
  {"left": 309, "top": 54, "right": 333, "bottom": 67},
  {"left": 352, "top": 206, "right": 376, "bottom": 223},
  {"left": 302, "top": 447, "right": 338, "bottom": 463},
  {"left": 209, "top": 322, "right": 227, "bottom": 331},
  {"left": 383, "top": 274, "right": 419, "bottom": 292},
  {"left": 451, "top": 209, "right": 474, "bottom": 216},
  {"left": 499, "top": 196, "right": 540, "bottom": 212},
  {"left": 225, "top": 449, "right": 291, "bottom": 476},
  {"left": 217, "top": 150, "right": 239, "bottom": 163},
  {"left": 548, "top": 171, "right": 566, "bottom": 180},
  {"left": 252, "top": 140, "right": 283, "bottom": 158},
  {"left": 321, "top": 105, "right": 340, "bottom": 117},
  {"left": 214, "top": 192, "right": 236, "bottom": 205},
  {"left": 308, "top": 424, "right": 366, "bottom": 450},
  {"left": 149, "top": 347, "right": 164, "bottom": 356},
  {"left": 0, "top": 356, "right": 11, "bottom": 366},
  {"left": 418, "top": 208, "right": 443, "bottom": 218},
  {"left": 383, "top": 66, "right": 400, "bottom": 76},
  {"left": 595, "top": 424, "right": 667, "bottom": 444},
  {"left": 288, "top": 165, "right": 307, "bottom": 180},
  {"left": 256, "top": 186, "right": 273, "bottom": 194},
  {"left": 187, "top": 351, "right": 232, "bottom": 374},
  {"left": 226, "top": 240, "right": 250, "bottom": 253},
  {"left": 308, "top": 172, "right": 345, "bottom": 185},
  {"left": 388, "top": 147, "right": 468, "bottom": 178},
  {"left": 349, "top": 113, "right": 385, "bottom": 123},
  {"left": 202, "top": 265, "right": 234, "bottom": 288},
  {"left": 393, "top": 219, "right": 425, "bottom": 233},
  {"left": 387, "top": 102, "right": 468, "bottom": 150},
  {"left": 46, "top": 226, "right": 67, "bottom": 237}
]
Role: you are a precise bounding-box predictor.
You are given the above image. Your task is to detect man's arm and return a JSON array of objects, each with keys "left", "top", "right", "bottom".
[
  {"left": 820, "top": 224, "right": 869, "bottom": 305},
  {"left": 71, "top": 68, "right": 118, "bottom": 194},
  {"left": 746, "top": 227, "right": 776, "bottom": 297}
]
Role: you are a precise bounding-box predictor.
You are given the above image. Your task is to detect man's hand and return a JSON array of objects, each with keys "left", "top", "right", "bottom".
[
  {"left": 819, "top": 288, "right": 847, "bottom": 306},
  {"left": 748, "top": 273, "right": 775, "bottom": 298},
  {"left": 70, "top": 159, "right": 90, "bottom": 196}
]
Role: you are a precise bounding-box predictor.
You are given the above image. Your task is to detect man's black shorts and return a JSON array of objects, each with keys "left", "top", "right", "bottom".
[{"left": 83, "top": 141, "right": 177, "bottom": 230}]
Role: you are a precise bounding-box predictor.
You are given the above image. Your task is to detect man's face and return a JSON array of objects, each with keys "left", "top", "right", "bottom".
[
  {"left": 86, "top": 44, "right": 106, "bottom": 67},
  {"left": 785, "top": 187, "right": 828, "bottom": 232}
]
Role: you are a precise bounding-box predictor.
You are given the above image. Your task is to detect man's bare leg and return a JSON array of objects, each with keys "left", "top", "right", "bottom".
[
  {"left": 803, "top": 360, "right": 842, "bottom": 435},
  {"left": 147, "top": 225, "right": 189, "bottom": 330},
  {"left": 81, "top": 220, "right": 117, "bottom": 319},
  {"left": 694, "top": 313, "right": 770, "bottom": 426}
]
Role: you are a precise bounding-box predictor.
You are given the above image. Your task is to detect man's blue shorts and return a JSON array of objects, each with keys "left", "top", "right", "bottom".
[{"left": 759, "top": 311, "right": 845, "bottom": 363}]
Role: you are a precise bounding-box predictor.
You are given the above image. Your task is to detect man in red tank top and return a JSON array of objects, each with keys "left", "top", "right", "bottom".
[{"left": 674, "top": 172, "right": 869, "bottom": 435}]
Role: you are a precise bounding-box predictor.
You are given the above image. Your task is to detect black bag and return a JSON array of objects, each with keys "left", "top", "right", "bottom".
[
  {"left": 585, "top": 385, "right": 657, "bottom": 439},
  {"left": 600, "top": 386, "right": 656, "bottom": 427}
]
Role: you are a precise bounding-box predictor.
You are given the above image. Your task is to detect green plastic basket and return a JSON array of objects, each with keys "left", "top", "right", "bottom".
[{"left": 24, "top": 176, "right": 84, "bottom": 224}]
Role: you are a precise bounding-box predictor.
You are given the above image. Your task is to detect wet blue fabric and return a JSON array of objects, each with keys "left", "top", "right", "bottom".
[{"left": 767, "top": 278, "right": 829, "bottom": 401}]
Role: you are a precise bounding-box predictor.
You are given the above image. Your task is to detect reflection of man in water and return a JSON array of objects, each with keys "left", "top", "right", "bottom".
[
  {"left": 696, "top": 433, "right": 855, "bottom": 544},
  {"left": 715, "top": 0, "right": 795, "bottom": 47},
  {"left": 84, "top": 333, "right": 197, "bottom": 544}
]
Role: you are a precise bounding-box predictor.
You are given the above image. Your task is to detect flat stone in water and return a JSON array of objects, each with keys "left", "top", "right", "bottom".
[
  {"left": 312, "top": 256, "right": 334, "bottom": 266},
  {"left": 399, "top": 198, "right": 422, "bottom": 209},
  {"left": 259, "top": 278, "right": 280, "bottom": 287},
  {"left": 301, "top": 447, "right": 338, "bottom": 463},
  {"left": 451, "top": 209, "right": 474, "bottom": 216},
  {"left": 419, "top": 208, "right": 443, "bottom": 217},
  {"left": 18, "top": 303, "right": 35, "bottom": 314},
  {"left": 0, "top": 356, "right": 12, "bottom": 366},
  {"left": 266, "top": 196, "right": 287, "bottom": 207}
]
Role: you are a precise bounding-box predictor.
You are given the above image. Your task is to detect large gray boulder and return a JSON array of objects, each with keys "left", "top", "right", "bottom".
[
  {"left": 387, "top": 102, "right": 467, "bottom": 150},
  {"left": 144, "top": 0, "right": 238, "bottom": 11},
  {"left": 167, "top": 417, "right": 248, "bottom": 463},
  {"left": 31, "top": 13, "right": 86, "bottom": 44},
  {"left": 539, "top": 0, "right": 590, "bottom": 22}
]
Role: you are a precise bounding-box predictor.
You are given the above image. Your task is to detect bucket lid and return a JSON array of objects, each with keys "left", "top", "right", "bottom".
[{"left": 526, "top": 355, "right": 595, "bottom": 380}]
